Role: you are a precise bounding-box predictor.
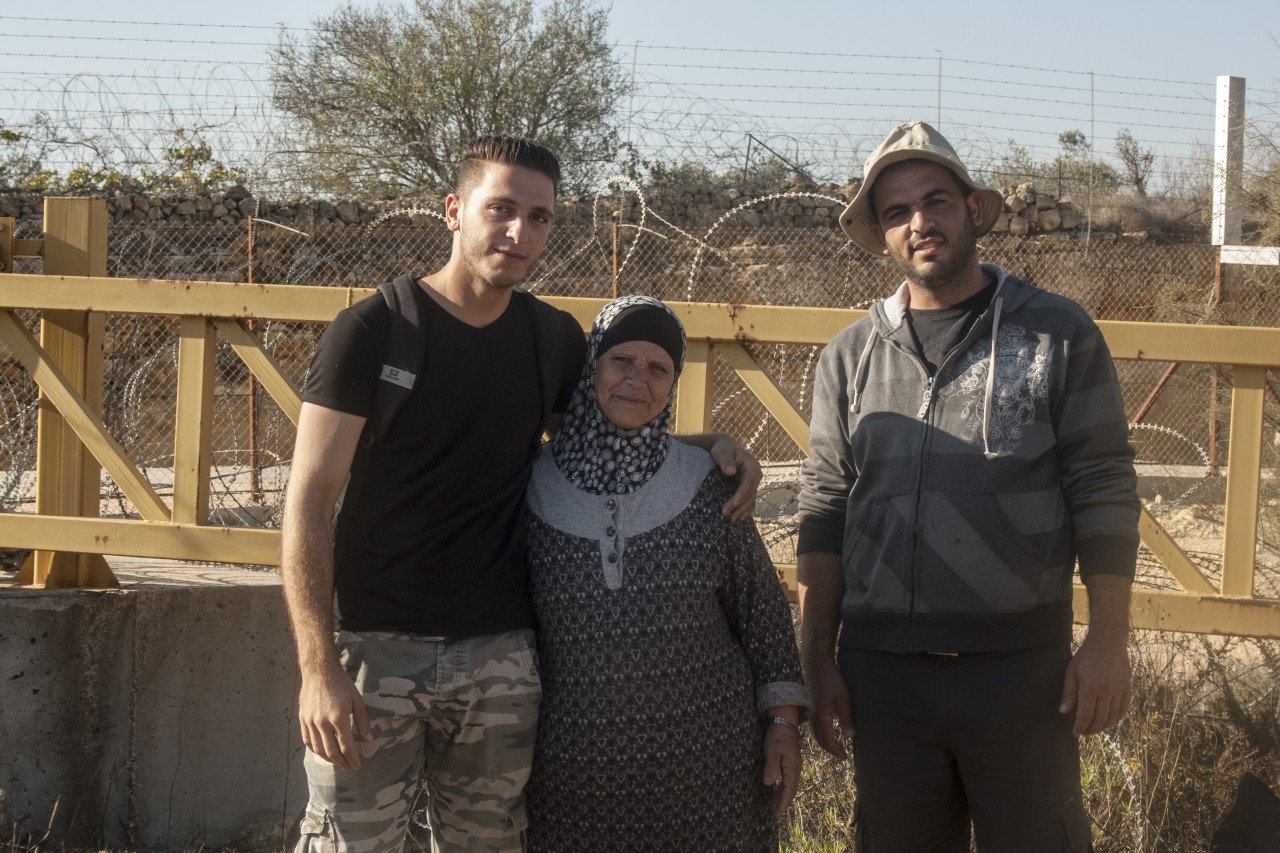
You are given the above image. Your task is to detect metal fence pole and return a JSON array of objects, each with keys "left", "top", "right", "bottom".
[{"left": 247, "top": 215, "right": 261, "bottom": 504}]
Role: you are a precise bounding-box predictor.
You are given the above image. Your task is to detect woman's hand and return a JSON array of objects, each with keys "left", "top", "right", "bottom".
[{"left": 762, "top": 708, "right": 802, "bottom": 818}]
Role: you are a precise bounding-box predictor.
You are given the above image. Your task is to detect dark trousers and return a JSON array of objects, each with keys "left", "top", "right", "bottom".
[{"left": 838, "top": 645, "right": 1093, "bottom": 853}]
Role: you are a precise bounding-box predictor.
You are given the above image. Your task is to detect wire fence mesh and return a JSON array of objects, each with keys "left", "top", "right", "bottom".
[{"left": 1, "top": 201, "right": 1277, "bottom": 594}]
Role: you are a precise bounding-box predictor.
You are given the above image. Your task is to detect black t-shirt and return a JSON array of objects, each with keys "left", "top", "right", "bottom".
[
  {"left": 302, "top": 281, "right": 582, "bottom": 636},
  {"left": 907, "top": 280, "right": 999, "bottom": 375}
]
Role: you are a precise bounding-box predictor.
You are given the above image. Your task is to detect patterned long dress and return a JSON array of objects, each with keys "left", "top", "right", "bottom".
[{"left": 524, "top": 441, "right": 808, "bottom": 853}]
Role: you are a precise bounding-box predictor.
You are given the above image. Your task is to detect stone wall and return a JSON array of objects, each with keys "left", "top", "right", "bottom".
[
  {"left": 0, "top": 180, "right": 1111, "bottom": 239},
  {"left": 991, "top": 183, "right": 1084, "bottom": 235}
]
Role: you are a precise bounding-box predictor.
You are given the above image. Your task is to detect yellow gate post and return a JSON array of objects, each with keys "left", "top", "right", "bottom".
[
  {"left": 674, "top": 340, "right": 715, "bottom": 434},
  {"left": 19, "top": 197, "right": 116, "bottom": 588},
  {"left": 172, "top": 316, "right": 216, "bottom": 526},
  {"left": 0, "top": 217, "right": 13, "bottom": 275}
]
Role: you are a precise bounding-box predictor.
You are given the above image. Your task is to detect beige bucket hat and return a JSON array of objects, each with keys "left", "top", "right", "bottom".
[{"left": 839, "top": 120, "right": 1005, "bottom": 256}]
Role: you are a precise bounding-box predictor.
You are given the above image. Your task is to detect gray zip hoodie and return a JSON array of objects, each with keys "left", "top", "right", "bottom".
[{"left": 798, "top": 264, "right": 1139, "bottom": 653}]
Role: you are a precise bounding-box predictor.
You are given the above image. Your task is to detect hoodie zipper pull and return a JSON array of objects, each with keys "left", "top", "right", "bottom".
[{"left": 917, "top": 377, "right": 934, "bottom": 420}]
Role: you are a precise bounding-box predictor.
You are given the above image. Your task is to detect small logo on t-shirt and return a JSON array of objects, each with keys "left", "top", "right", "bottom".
[{"left": 379, "top": 365, "right": 416, "bottom": 389}]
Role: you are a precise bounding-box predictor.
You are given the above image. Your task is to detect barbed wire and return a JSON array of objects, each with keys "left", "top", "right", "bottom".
[
  {"left": 0, "top": 14, "right": 295, "bottom": 30},
  {"left": 632, "top": 103, "right": 1208, "bottom": 135},
  {"left": 633, "top": 45, "right": 1217, "bottom": 87},
  {"left": 2, "top": 22, "right": 1275, "bottom": 204},
  {"left": 0, "top": 33, "right": 277, "bottom": 48},
  {"left": 0, "top": 23, "right": 1236, "bottom": 98},
  {"left": 0, "top": 52, "right": 271, "bottom": 64},
  {"left": 1129, "top": 422, "right": 1216, "bottom": 514},
  {"left": 678, "top": 81, "right": 1210, "bottom": 117}
]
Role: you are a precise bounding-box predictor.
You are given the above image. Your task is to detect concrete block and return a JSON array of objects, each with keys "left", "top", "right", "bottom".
[
  {"left": 130, "top": 584, "right": 304, "bottom": 849},
  {"left": 0, "top": 562, "right": 306, "bottom": 850},
  {"left": 0, "top": 591, "right": 135, "bottom": 846}
]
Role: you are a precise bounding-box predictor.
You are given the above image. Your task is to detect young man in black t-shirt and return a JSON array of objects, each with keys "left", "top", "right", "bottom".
[{"left": 282, "top": 137, "right": 762, "bottom": 853}]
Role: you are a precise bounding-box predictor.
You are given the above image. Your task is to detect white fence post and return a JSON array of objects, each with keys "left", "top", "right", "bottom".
[{"left": 1212, "top": 75, "right": 1245, "bottom": 248}]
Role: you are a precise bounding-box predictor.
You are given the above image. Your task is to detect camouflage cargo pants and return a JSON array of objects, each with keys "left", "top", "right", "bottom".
[{"left": 295, "top": 629, "right": 541, "bottom": 853}]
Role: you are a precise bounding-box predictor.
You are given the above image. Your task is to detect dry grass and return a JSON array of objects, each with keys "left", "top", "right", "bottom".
[{"left": 779, "top": 632, "right": 1280, "bottom": 853}]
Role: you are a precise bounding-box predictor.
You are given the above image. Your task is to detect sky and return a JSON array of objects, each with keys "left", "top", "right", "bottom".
[
  {"left": 11, "top": 0, "right": 1269, "bottom": 84},
  {"left": 1, "top": 1, "right": 1276, "bottom": 187},
  {"left": 606, "top": 0, "right": 1277, "bottom": 87}
]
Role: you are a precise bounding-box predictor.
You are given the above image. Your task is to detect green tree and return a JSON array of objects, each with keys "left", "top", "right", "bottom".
[
  {"left": 1114, "top": 128, "right": 1155, "bottom": 197},
  {"left": 0, "top": 117, "right": 57, "bottom": 192},
  {"left": 150, "top": 129, "right": 245, "bottom": 190},
  {"left": 989, "top": 130, "right": 1120, "bottom": 197},
  {"left": 638, "top": 153, "right": 802, "bottom": 194},
  {"left": 1058, "top": 129, "right": 1088, "bottom": 155},
  {"left": 269, "top": 0, "right": 629, "bottom": 196},
  {"left": 57, "top": 166, "right": 135, "bottom": 193},
  {"left": 50, "top": 130, "right": 243, "bottom": 194}
]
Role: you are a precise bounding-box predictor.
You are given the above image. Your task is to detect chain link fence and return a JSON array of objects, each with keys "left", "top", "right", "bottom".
[{"left": 1, "top": 200, "right": 1278, "bottom": 594}]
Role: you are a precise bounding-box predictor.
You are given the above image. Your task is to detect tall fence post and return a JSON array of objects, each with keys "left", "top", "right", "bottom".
[
  {"left": 1208, "top": 75, "right": 1246, "bottom": 475},
  {"left": 20, "top": 197, "right": 116, "bottom": 588},
  {"left": 1211, "top": 76, "right": 1245, "bottom": 250}
]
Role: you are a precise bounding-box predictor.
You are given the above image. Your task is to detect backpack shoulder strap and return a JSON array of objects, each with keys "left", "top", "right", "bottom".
[
  {"left": 517, "top": 290, "right": 580, "bottom": 436},
  {"left": 333, "top": 274, "right": 425, "bottom": 559},
  {"left": 366, "top": 273, "right": 425, "bottom": 445}
]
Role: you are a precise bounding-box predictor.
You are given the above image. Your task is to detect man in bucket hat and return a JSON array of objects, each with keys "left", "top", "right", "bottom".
[{"left": 797, "top": 120, "right": 1140, "bottom": 851}]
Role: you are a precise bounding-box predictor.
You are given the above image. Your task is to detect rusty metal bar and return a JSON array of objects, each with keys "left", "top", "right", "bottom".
[{"left": 1132, "top": 362, "right": 1180, "bottom": 425}]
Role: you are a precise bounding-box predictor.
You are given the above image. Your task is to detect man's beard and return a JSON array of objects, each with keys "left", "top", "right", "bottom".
[
  {"left": 460, "top": 231, "right": 525, "bottom": 290},
  {"left": 889, "top": 214, "right": 978, "bottom": 292}
]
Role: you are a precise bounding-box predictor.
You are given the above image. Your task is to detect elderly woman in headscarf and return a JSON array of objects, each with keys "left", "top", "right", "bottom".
[{"left": 523, "top": 295, "right": 810, "bottom": 853}]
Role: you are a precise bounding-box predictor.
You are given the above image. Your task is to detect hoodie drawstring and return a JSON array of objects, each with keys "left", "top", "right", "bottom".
[
  {"left": 981, "top": 294, "right": 1005, "bottom": 460},
  {"left": 850, "top": 332, "right": 878, "bottom": 414}
]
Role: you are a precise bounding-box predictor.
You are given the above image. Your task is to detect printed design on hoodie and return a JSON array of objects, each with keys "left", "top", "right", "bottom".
[{"left": 941, "top": 322, "right": 1051, "bottom": 455}]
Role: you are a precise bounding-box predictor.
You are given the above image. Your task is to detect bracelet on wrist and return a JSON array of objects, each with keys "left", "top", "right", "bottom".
[{"left": 768, "top": 715, "right": 799, "bottom": 733}]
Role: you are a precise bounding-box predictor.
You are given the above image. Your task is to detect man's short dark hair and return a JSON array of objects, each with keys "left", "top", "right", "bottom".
[
  {"left": 868, "top": 160, "right": 972, "bottom": 222},
  {"left": 455, "top": 136, "right": 561, "bottom": 196}
]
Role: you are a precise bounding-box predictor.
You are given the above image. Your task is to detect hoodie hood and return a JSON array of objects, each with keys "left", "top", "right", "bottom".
[{"left": 870, "top": 264, "right": 1028, "bottom": 332}]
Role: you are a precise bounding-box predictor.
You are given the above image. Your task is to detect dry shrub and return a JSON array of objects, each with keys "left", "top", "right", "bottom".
[
  {"left": 1081, "top": 194, "right": 1205, "bottom": 242},
  {"left": 1082, "top": 633, "right": 1280, "bottom": 852},
  {"left": 782, "top": 633, "right": 1280, "bottom": 852}
]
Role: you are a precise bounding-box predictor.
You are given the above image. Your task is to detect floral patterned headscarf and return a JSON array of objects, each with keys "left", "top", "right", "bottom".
[{"left": 551, "top": 295, "right": 687, "bottom": 495}]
